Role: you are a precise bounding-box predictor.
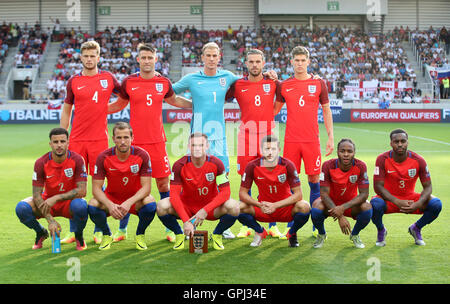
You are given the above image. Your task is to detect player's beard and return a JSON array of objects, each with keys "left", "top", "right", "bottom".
[
  {"left": 249, "top": 70, "right": 261, "bottom": 77},
  {"left": 249, "top": 68, "right": 262, "bottom": 78},
  {"left": 53, "top": 148, "right": 67, "bottom": 158},
  {"left": 117, "top": 145, "right": 130, "bottom": 153}
]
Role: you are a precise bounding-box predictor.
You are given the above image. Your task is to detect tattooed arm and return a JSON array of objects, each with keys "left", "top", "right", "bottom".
[
  {"left": 32, "top": 181, "right": 86, "bottom": 236},
  {"left": 32, "top": 185, "right": 61, "bottom": 237}
]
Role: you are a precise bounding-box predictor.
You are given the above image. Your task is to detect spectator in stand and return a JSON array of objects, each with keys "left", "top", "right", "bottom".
[
  {"left": 378, "top": 97, "right": 390, "bottom": 109},
  {"left": 439, "top": 26, "right": 448, "bottom": 51},
  {"left": 413, "top": 91, "right": 422, "bottom": 104},
  {"left": 22, "top": 76, "right": 31, "bottom": 100},
  {"left": 49, "top": 17, "right": 61, "bottom": 41},
  {"left": 443, "top": 77, "right": 449, "bottom": 99},
  {"left": 403, "top": 92, "right": 412, "bottom": 104},
  {"left": 423, "top": 95, "right": 432, "bottom": 104},
  {"left": 434, "top": 78, "right": 441, "bottom": 101}
]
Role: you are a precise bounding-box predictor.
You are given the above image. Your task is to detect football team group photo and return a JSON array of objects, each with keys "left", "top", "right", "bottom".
[{"left": 1, "top": 0, "right": 449, "bottom": 285}]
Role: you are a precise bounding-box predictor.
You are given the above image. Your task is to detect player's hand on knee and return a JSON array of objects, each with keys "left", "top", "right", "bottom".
[
  {"left": 394, "top": 199, "right": 412, "bottom": 209},
  {"left": 338, "top": 217, "right": 351, "bottom": 235},
  {"left": 328, "top": 205, "right": 344, "bottom": 219},
  {"left": 261, "top": 201, "right": 275, "bottom": 214},
  {"left": 40, "top": 202, "right": 52, "bottom": 216},
  {"left": 193, "top": 209, "right": 207, "bottom": 227},
  {"left": 118, "top": 203, "right": 130, "bottom": 218},
  {"left": 109, "top": 204, "right": 124, "bottom": 220},
  {"left": 400, "top": 200, "right": 419, "bottom": 214}
]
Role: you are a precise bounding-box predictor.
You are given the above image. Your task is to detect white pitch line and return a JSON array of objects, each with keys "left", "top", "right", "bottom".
[{"left": 334, "top": 126, "right": 450, "bottom": 147}]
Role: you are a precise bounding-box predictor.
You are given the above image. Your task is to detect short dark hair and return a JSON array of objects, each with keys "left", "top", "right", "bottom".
[
  {"left": 49, "top": 127, "right": 68, "bottom": 139},
  {"left": 138, "top": 43, "right": 156, "bottom": 54},
  {"left": 337, "top": 138, "right": 355, "bottom": 151},
  {"left": 112, "top": 121, "right": 133, "bottom": 137},
  {"left": 291, "top": 46, "right": 310, "bottom": 59},
  {"left": 246, "top": 49, "right": 265, "bottom": 62},
  {"left": 260, "top": 134, "right": 280, "bottom": 148},
  {"left": 390, "top": 128, "right": 408, "bottom": 140}
]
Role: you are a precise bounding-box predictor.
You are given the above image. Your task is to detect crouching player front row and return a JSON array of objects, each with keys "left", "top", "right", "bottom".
[
  {"left": 87, "top": 122, "right": 157, "bottom": 251},
  {"left": 370, "top": 129, "right": 442, "bottom": 247},
  {"left": 237, "top": 135, "right": 311, "bottom": 247},
  {"left": 311, "top": 138, "right": 372, "bottom": 249},
  {"left": 16, "top": 127, "right": 89, "bottom": 251},
  {"left": 156, "top": 132, "right": 240, "bottom": 251}
]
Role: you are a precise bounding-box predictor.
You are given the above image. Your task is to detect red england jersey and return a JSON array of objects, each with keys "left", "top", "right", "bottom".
[
  {"left": 93, "top": 146, "right": 152, "bottom": 201},
  {"left": 320, "top": 158, "right": 369, "bottom": 205},
  {"left": 170, "top": 155, "right": 229, "bottom": 222},
  {"left": 241, "top": 157, "right": 300, "bottom": 202},
  {"left": 120, "top": 73, "right": 175, "bottom": 144},
  {"left": 373, "top": 150, "right": 430, "bottom": 198},
  {"left": 226, "top": 77, "right": 282, "bottom": 134},
  {"left": 278, "top": 77, "right": 329, "bottom": 143},
  {"left": 32, "top": 151, "right": 87, "bottom": 200},
  {"left": 64, "top": 70, "right": 121, "bottom": 142}
]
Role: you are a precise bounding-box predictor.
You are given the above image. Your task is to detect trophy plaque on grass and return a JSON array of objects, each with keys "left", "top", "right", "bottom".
[{"left": 189, "top": 230, "right": 208, "bottom": 253}]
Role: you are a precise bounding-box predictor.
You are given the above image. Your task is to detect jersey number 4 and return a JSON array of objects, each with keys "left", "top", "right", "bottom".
[{"left": 92, "top": 91, "right": 98, "bottom": 103}]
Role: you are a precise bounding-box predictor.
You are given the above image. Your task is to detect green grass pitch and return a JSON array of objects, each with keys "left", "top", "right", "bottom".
[{"left": 0, "top": 122, "right": 449, "bottom": 284}]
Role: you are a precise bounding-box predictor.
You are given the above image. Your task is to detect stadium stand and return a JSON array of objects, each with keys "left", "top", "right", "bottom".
[
  {"left": 232, "top": 25, "right": 417, "bottom": 85},
  {"left": 45, "top": 26, "right": 176, "bottom": 101},
  {"left": 14, "top": 22, "right": 48, "bottom": 68},
  {"left": 0, "top": 22, "right": 14, "bottom": 73},
  {"left": 181, "top": 25, "right": 224, "bottom": 67},
  {"left": 2, "top": 24, "right": 448, "bottom": 105},
  {"left": 411, "top": 27, "right": 449, "bottom": 68}
]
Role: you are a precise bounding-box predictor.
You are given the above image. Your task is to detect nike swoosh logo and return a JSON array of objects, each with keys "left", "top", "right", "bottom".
[
  {"left": 131, "top": 87, "right": 139, "bottom": 90},
  {"left": 241, "top": 89, "right": 248, "bottom": 92},
  {"left": 257, "top": 177, "right": 264, "bottom": 179},
  {"left": 213, "top": 239, "right": 224, "bottom": 249},
  {"left": 286, "top": 88, "right": 294, "bottom": 92},
  {"left": 387, "top": 170, "right": 396, "bottom": 173},
  {"left": 46, "top": 175, "right": 53, "bottom": 178},
  {"left": 77, "top": 86, "right": 86, "bottom": 90},
  {"left": 174, "top": 240, "right": 184, "bottom": 248},
  {"left": 109, "top": 168, "right": 118, "bottom": 171},
  {"left": 197, "top": 82, "right": 204, "bottom": 85},
  {"left": 185, "top": 178, "right": 193, "bottom": 181}
]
